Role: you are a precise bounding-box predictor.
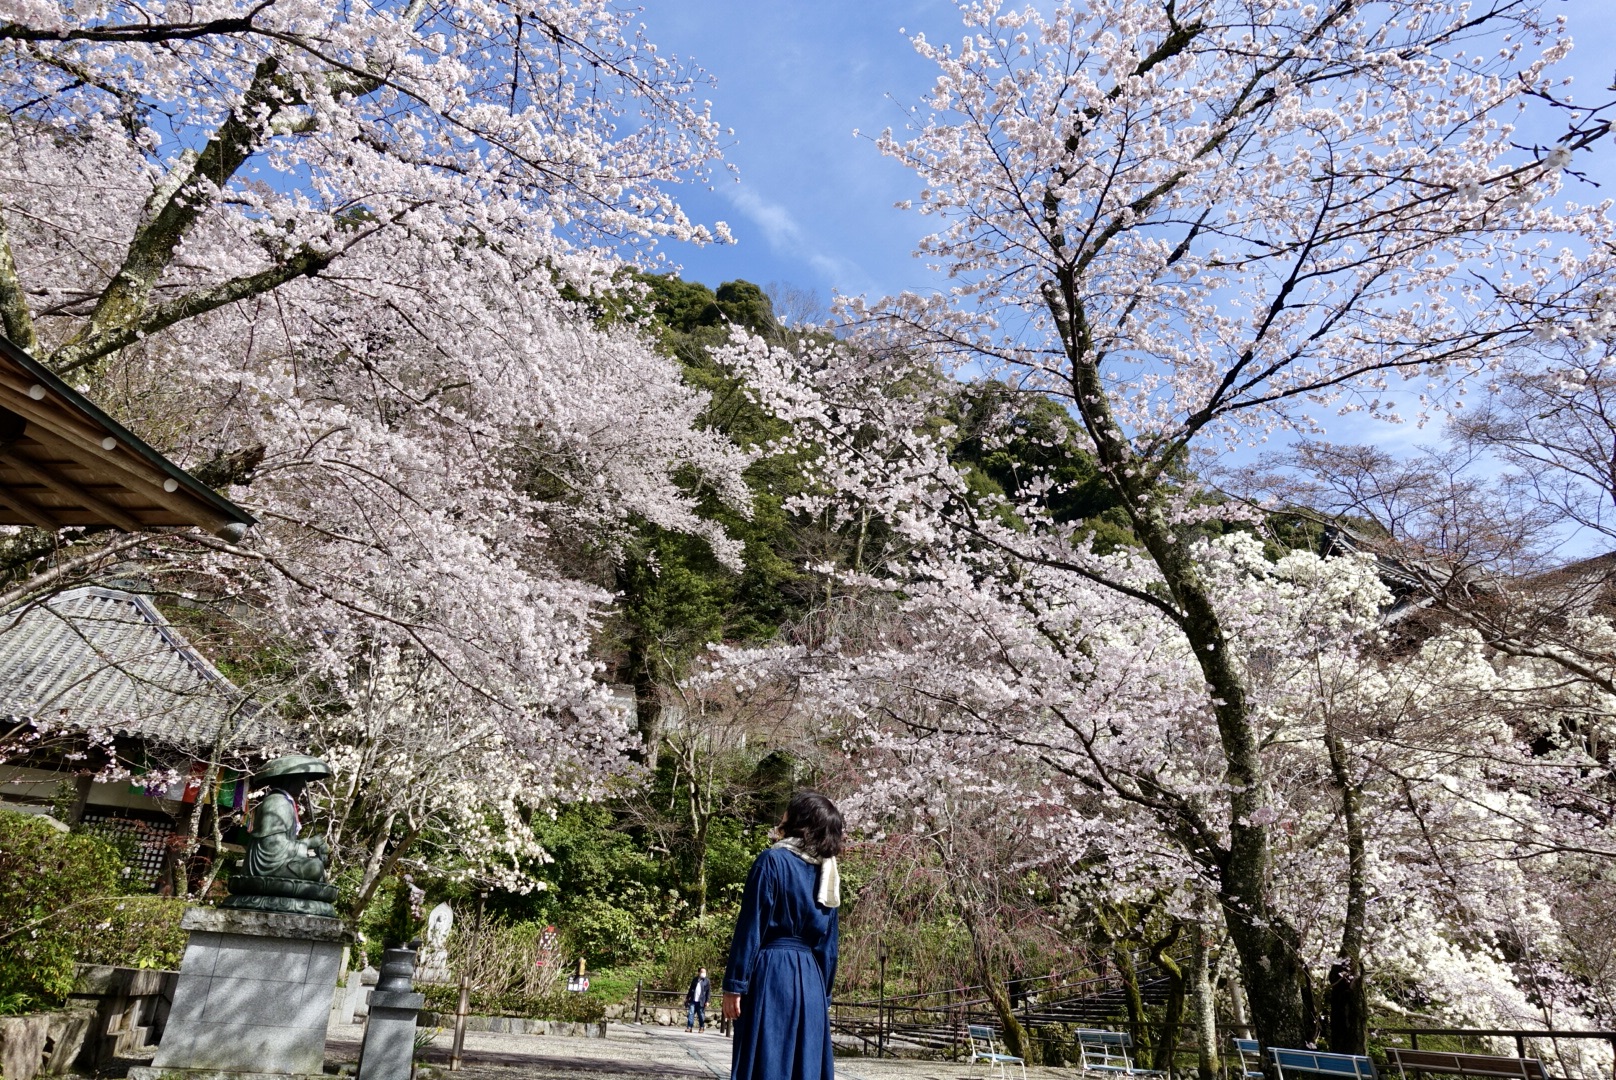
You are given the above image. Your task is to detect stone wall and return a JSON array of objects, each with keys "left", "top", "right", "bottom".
[
  {"left": 416, "top": 1012, "right": 609, "bottom": 1038},
  {"left": 71, "top": 964, "right": 179, "bottom": 1068},
  {"left": 0, "top": 1009, "right": 94, "bottom": 1080}
]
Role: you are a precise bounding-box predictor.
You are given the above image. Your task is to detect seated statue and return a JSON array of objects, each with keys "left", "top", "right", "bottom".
[{"left": 223, "top": 754, "right": 340, "bottom": 918}]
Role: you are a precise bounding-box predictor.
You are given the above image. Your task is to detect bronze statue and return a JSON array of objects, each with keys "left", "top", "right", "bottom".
[{"left": 223, "top": 754, "right": 340, "bottom": 919}]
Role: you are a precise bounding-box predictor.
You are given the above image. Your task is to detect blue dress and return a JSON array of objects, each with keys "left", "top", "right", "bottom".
[{"left": 724, "top": 847, "right": 839, "bottom": 1080}]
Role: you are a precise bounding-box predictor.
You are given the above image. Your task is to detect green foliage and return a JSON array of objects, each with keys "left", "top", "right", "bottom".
[
  {"left": 948, "top": 383, "right": 1132, "bottom": 550},
  {"left": 559, "top": 894, "right": 667, "bottom": 969},
  {"left": 658, "top": 922, "right": 731, "bottom": 994},
  {"left": 573, "top": 967, "right": 643, "bottom": 1005},
  {"left": 637, "top": 275, "right": 781, "bottom": 340},
  {"left": 339, "top": 867, "right": 387, "bottom": 967},
  {"left": 517, "top": 804, "right": 679, "bottom": 968},
  {"left": 527, "top": 804, "right": 660, "bottom": 905},
  {"left": 344, "top": 874, "right": 424, "bottom": 967},
  {"left": 385, "top": 872, "right": 425, "bottom": 946},
  {"left": 76, "top": 894, "right": 188, "bottom": 971},
  {"left": 0, "top": 811, "right": 122, "bottom": 1013},
  {"left": 699, "top": 815, "right": 760, "bottom": 912},
  {"left": 605, "top": 276, "right": 817, "bottom": 702}
]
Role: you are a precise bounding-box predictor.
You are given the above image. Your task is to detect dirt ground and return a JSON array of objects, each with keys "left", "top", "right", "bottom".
[{"left": 325, "top": 1020, "right": 1073, "bottom": 1080}]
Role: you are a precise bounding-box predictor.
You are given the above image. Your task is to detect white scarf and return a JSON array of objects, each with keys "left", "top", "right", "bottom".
[{"left": 772, "top": 837, "right": 841, "bottom": 909}]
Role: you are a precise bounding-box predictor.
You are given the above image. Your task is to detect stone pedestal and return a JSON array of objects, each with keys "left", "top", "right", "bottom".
[
  {"left": 351, "top": 965, "right": 378, "bottom": 1020},
  {"left": 356, "top": 946, "right": 423, "bottom": 1080},
  {"left": 131, "top": 907, "right": 348, "bottom": 1080}
]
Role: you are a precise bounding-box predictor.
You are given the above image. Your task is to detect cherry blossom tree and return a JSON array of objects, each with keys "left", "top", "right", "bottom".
[
  {"left": 0, "top": 0, "right": 753, "bottom": 899},
  {"left": 724, "top": 0, "right": 1613, "bottom": 1047},
  {"left": 0, "top": 0, "right": 728, "bottom": 371}
]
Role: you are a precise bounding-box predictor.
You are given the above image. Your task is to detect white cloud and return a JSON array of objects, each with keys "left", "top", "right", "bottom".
[{"left": 723, "top": 184, "right": 876, "bottom": 295}]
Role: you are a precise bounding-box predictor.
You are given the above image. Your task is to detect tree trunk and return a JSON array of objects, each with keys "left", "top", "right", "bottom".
[
  {"left": 1150, "top": 924, "right": 1187, "bottom": 1073},
  {"left": 1325, "top": 731, "right": 1369, "bottom": 1054},
  {"left": 1057, "top": 295, "right": 1313, "bottom": 1051},
  {"left": 1228, "top": 960, "right": 1250, "bottom": 1034},
  {"left": 1153, "top": 528, "right": 1311, "bottom": 1053},
  {"left": 197, "top": 783, "right": 230, "bottom": 901},
  {"left": 1192, "top": 920, "right": 1221, "bottom": 1080},
  {"left": 169, "top": 761, "right": 217, "bottom": 898},
  {"left": 689, "top": 782, "right": 711, "bottom": 920},
  {"left": 1114, "top": 943, "right": 1149, "bottom": 1056},
  {"left": 973, "top": 934, "right": 1032, "bottom": 1063},
  {"left": 957, "top": 903, "right": 1032, "bottom": 1063},
  {"left": 352, "top": 818, "right": 423, "bottom": 922}
]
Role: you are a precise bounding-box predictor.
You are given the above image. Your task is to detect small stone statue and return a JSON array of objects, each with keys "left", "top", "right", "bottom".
[
  {"left": 416, "top": 902, "right": 453, "bottom": 983},
  {"left": 223, "top": 754, "right": 340, "bottom": 918}
]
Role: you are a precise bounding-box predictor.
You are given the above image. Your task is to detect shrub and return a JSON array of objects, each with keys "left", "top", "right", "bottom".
[
  {"left": 561, "top": 895, "right": 657, "bottom": 969},
  {"left": 440, "top": 912, "right": 564, "bottom": 1000},
  {"left": 0, "top": 810, "right": 122, "bottom": 1013},
  {"left": 77, "top": 894, "right": 189, "bottom": 971},
  {"left": 659, "top": 923, "right": 730, "bottom": 994},
  {"left": 0, "top": 811, "right": 195, "bottom": 1014}
]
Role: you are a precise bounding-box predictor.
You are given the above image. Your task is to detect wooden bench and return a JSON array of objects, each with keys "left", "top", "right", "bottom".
[
  {"left": 1271, "top": 1047, "right": 1378, "bottom": 1080},
  {"left": 1385, "top": 1049, "right": 1551, "bottom": 1080}
]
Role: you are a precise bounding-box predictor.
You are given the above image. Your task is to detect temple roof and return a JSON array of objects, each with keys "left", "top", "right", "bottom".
[
  {"left": 0, "top": 585, "right": 277, "bottom": 751},
  {"left": 0, "top": 334, "right": 255, "bottom": 538}
]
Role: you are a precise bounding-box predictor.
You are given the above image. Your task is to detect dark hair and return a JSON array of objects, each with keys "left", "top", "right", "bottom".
[{"left": 780, "top": 791, "right": 844, "bottom": 859}]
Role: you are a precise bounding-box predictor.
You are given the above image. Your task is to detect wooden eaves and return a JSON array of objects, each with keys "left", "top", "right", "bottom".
[{"left": 0, "top": 334, "right": 255, "bottom": 540}]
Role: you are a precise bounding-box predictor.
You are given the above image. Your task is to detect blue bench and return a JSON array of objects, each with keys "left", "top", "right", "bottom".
[
  {"left": 1233, "top": 1037, "right": 1265, "bottom": 1080},
  {"left": 1271, "top": 1047, "right": 1378, "bottom": 1080},
  {"left": 1074, "top": 1028, "right": 1167, "bottom": 1078},
  {"left": 967, "top": 1024, "right": 1027, "bottom": 1080}
]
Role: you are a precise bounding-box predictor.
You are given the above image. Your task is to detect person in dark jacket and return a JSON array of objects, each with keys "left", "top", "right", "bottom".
[
  {"left": 722, "top": 791, "right": 844, "bottom": 1080},
  {"left": 686, "top": 967, "right": 712, "bottom": 1032}
]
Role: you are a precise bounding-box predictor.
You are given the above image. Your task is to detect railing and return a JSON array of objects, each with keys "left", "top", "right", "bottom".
[
  {"left": 632, "top": 983, "right": 686, "bottom": 1025},
  {"left": 833, "top": 977, "right": 1616, "bottom": 1080},
  {"left": 1377, "top": 1027, "right": 1616, "bottom": 1080},
  {"left": 829, "top": 958, "right": 1179, "bottom": 1059}
]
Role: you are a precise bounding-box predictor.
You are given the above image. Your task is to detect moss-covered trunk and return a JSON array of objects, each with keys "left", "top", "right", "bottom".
[
  {"left": 1047, "top": 273, "right": 1315, "bottom": 1052},
  {"left": 1191, "top": 920, "right": 1221, "bottom": 1080},
  {"left": 1150, "top": 924, "right": 1187, "bottom": 1072},
  {"left": 962, "top": 906, "right": 1032, "bottom": 1064},
  {"left": 1114, "top": 944, "right": 1149, "bottom": 1056}
]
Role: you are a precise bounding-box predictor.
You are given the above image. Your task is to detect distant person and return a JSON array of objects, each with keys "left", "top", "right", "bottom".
[
  {"left": 686, "top": 966, "right": 712, "bottom": 1033},
  {"left": 722, "top": 791, "right": 844, "bottom": 1080}
]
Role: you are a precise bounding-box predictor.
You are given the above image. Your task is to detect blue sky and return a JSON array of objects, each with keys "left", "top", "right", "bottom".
[
  {"left": 644, "top": 0, "right": 957, "bottom": 304},
  {"left": 644, "top": 0, "right": 1616, "bottom": 310},
  {"left": 640, "top": 1, "right": 1616, "bottom": 554}
]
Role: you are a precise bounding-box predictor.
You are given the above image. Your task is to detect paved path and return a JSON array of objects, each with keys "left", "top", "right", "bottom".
[{"left": 327, "top": 1021, "right": 1073, "bottom": 1079}]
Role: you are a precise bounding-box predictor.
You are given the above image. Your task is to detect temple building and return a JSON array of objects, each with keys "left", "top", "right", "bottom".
[{"left": 0, "top": 585, "right": 280, "bottom": 891}]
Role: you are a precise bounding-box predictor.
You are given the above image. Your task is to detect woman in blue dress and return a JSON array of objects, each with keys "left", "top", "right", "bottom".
[{"left": 722, "top": 791, "right": 843, "bottom": 1080}]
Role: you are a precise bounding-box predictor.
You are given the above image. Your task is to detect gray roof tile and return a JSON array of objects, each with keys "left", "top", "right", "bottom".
[{"left": 0, "top": 586, "right": 278, "bottom": 751}]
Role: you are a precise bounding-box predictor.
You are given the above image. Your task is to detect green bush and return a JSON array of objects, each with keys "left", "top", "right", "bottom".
[
  {"left": 0, "top": 811, "right": 122, "bottom": 1013},
  {"left": 0, "top": 811, "right": 195, "bottom": 1014},
  {"left": 659, "top": 924, "right": 730, "bottom": 994},
  {"left": 77, "top": 894, "right": 188, "bottom": 971},
  {"left": 561, "top": 895, "right": 651, "bottom": 968}
]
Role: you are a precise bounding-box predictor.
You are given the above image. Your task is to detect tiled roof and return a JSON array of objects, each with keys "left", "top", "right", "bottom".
[{"left": 0, "top": 586, "right": 277, "bottom": 751}]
